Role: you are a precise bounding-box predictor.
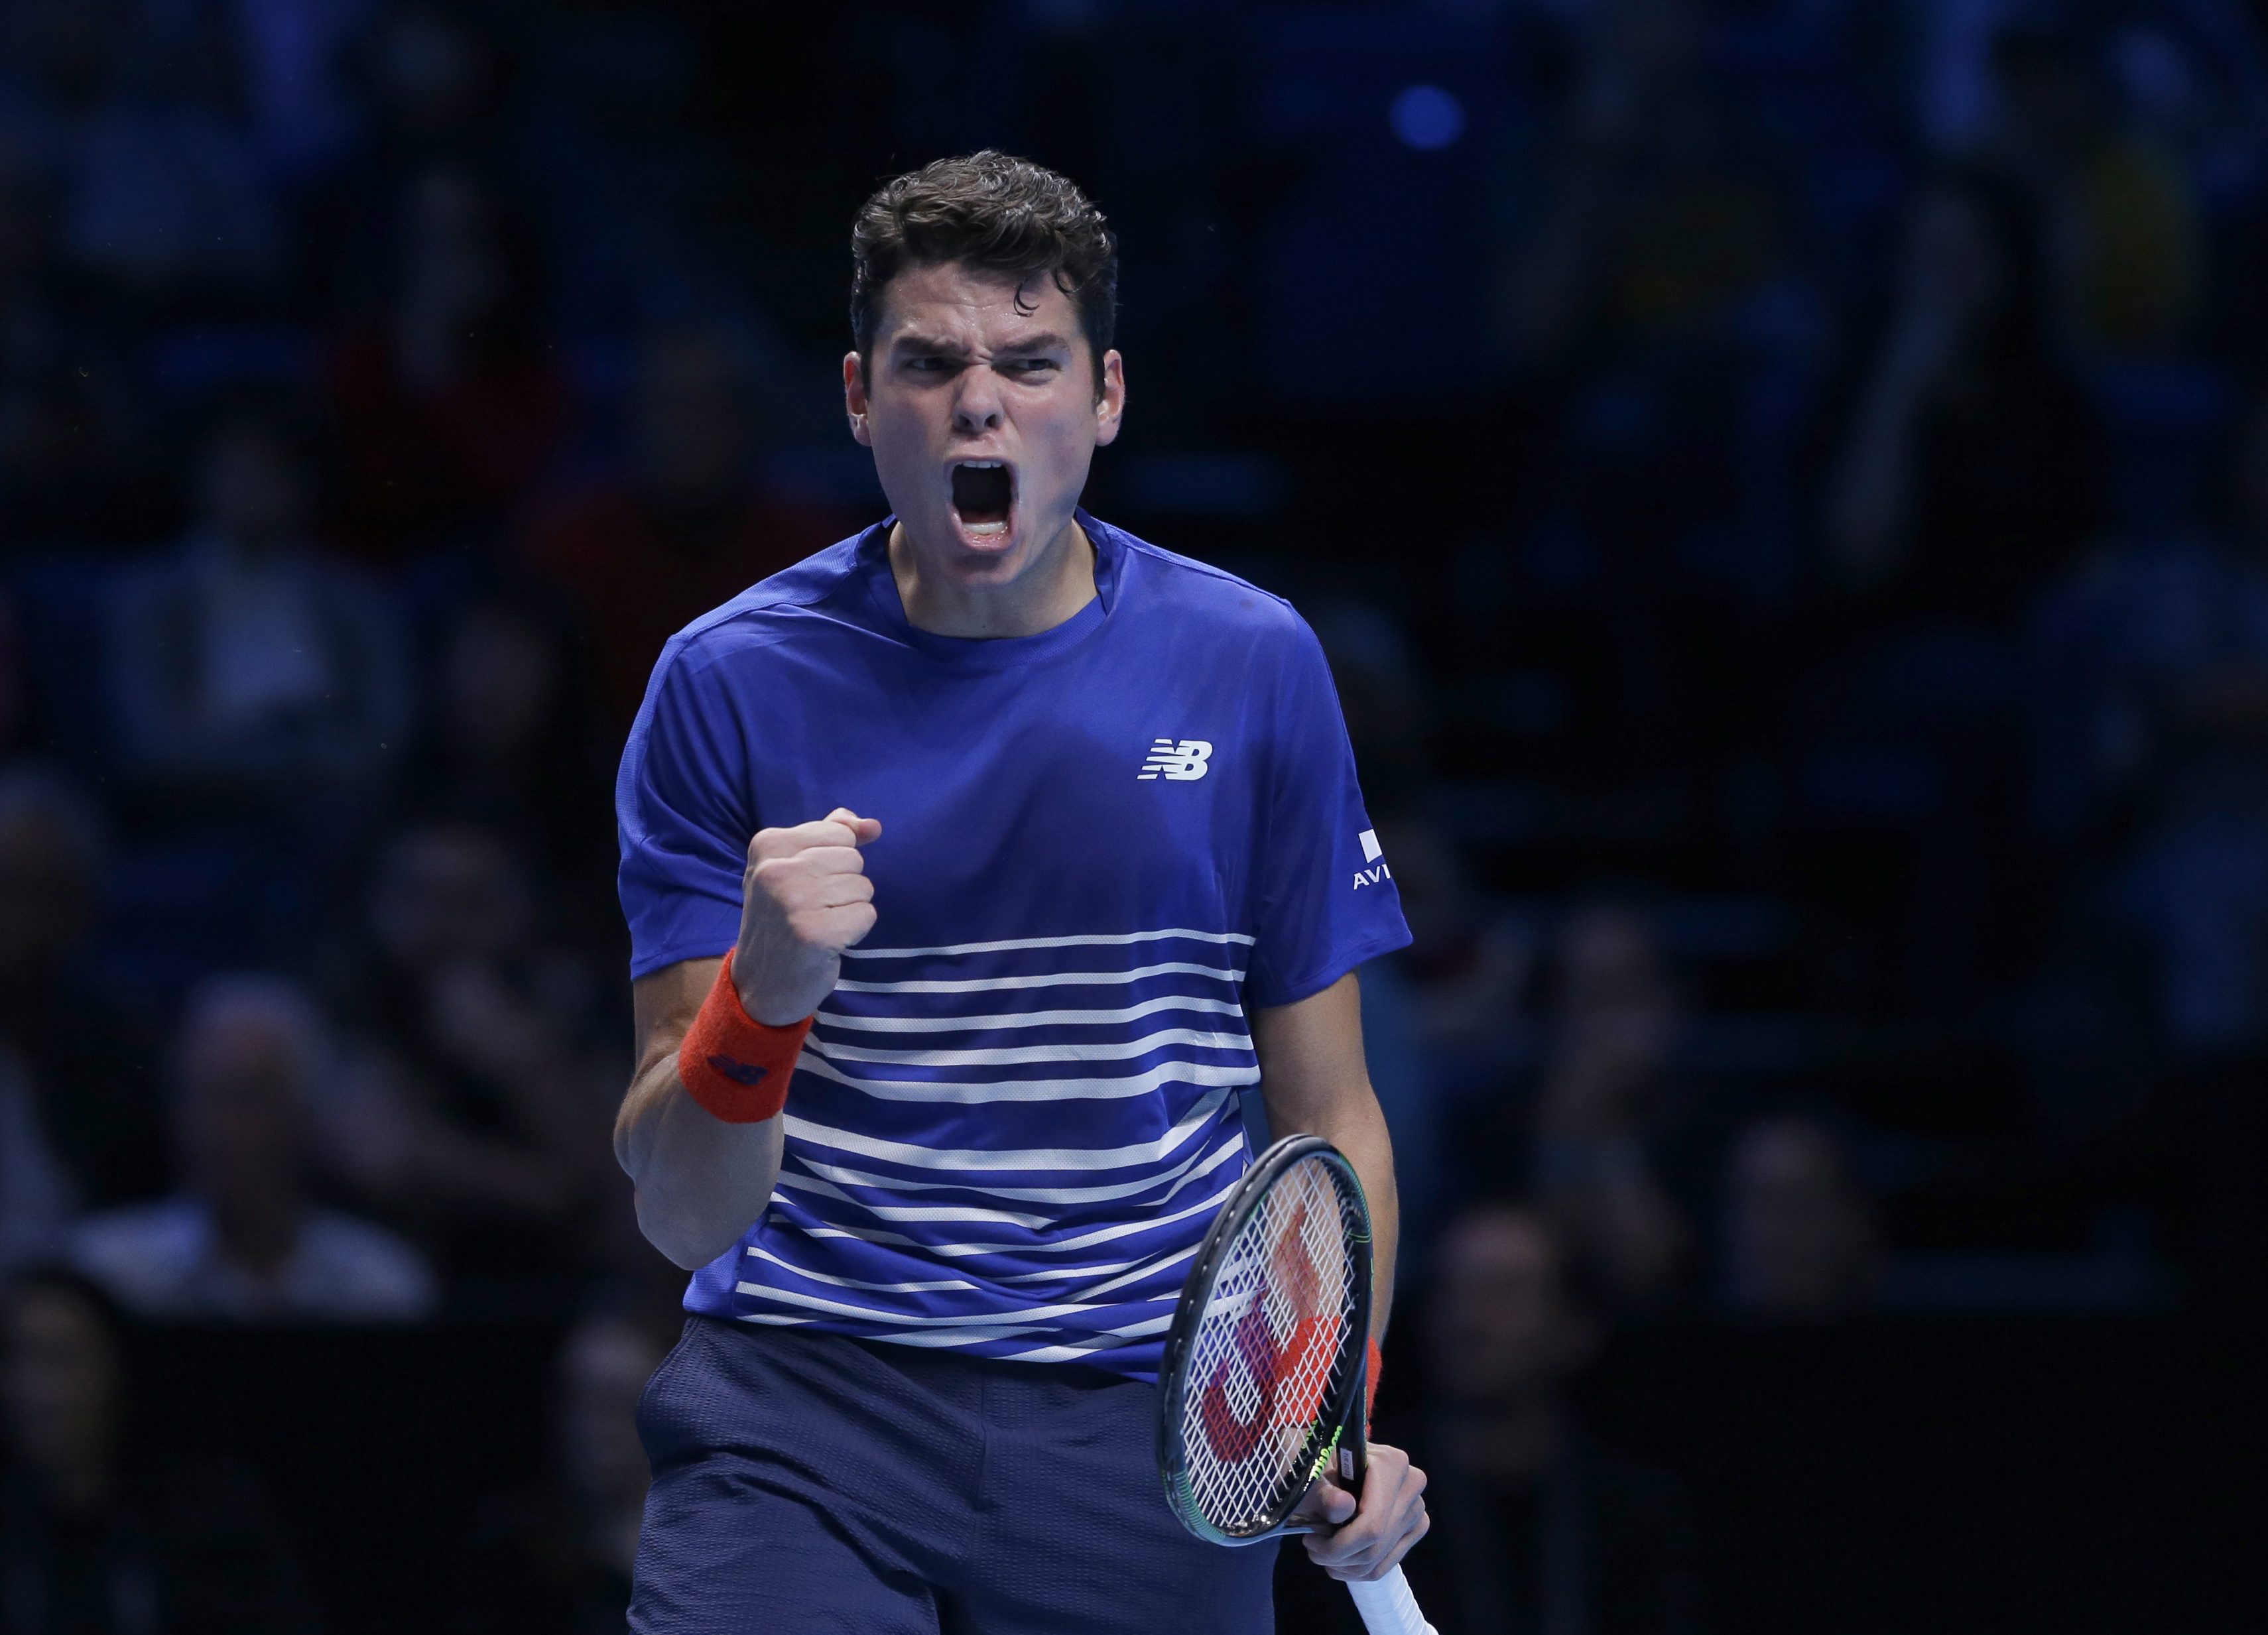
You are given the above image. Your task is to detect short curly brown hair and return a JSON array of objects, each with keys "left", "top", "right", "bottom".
[{"left": 850, "top": 151, "right": 1118, "bottom": 383}]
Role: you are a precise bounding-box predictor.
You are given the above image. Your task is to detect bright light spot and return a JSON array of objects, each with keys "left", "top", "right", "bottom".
[{"left": 1390, "top": 84, "right": 1465, "bottom": 151}]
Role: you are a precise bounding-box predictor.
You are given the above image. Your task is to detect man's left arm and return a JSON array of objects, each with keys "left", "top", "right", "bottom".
[{"left": 1253, "top": 969, "right": 1429, "bottom": 1581}]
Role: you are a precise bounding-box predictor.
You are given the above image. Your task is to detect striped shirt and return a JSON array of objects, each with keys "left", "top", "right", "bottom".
[{"left": 617, "top": 515, "right": 1409, "bottom": 1378}]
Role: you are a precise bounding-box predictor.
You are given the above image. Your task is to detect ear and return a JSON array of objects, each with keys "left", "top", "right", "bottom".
[
  {"left": 1093, "top": 349, "right": 1127, "bottom": 448},
  {"left": 842, "top": 351, "right": 873, "bottom": 448}
]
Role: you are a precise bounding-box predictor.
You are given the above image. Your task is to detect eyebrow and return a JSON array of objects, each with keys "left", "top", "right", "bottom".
[{"left": 889, "top": 331, "right": 1076, "bottom": 359}]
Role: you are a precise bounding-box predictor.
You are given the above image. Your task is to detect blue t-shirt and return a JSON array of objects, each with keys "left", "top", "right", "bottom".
[{"left": 617, "top": 513, "right": 1410, "bottom": 1378}]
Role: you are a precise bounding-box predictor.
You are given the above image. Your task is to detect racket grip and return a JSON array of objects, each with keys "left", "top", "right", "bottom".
[{"left": 1345, "top": 1566, "right": 1436, "bottom": 1635}]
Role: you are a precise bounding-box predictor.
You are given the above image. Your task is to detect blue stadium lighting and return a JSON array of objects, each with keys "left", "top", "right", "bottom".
[{"left": 1389, "top": 84, "right": 1465, "bottom": 150}]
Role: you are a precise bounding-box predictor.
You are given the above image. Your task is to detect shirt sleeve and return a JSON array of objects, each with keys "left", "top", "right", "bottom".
[
  {"left": 617, "top": 642, "right": 756, "bottom": 979},
  {"left": 1243, "top": 618, "right": 1413, "bottom": 1008}
]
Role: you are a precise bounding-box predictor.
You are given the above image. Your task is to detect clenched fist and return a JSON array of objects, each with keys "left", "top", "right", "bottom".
[{"left": 733, "top": 808, "right": 883, "bottom": 1025}]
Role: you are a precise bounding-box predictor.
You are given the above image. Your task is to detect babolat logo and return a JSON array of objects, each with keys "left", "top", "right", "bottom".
[
  {"left": 1139, "top": 739, "right": 1213, "bottom": 781},
  {"left": 1352, "top": 828, "right": 1392, "bottom": 889}
]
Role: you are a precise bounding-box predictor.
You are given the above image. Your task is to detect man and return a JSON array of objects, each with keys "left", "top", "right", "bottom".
[
  {"left": 69, "top": 975, "right": 437, "bottom": 1323},
  {"left": 613, "top": 152, "right": 1428, "bottom": 1632},
  {"left": 521, "top": 326, "right": 861, "bottom": 735},
  {"left": 1409, "top": 1204, "right": 1697, "bottom": 1635}
]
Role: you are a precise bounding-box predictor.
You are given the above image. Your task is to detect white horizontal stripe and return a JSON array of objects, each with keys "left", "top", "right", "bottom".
[
  {"left": 842, "top": 928, "right": 1256, "bottom": 961},
  {"left": 774, "top": 1171, "right": 1054, "bottom": 1229},
  {"left": 730, "top": 1314, "right": 1167, "bottom": 1355},
  {"left": 788, "top": 1160, "right": 1244, "bottom": 1259},
  {"left": 994, "top": 1256, "right": 1145, "bottom": 1283},
  {"left": 783, "top": 1087, "right": 1229, "bottom": 1174},
  {"left": 1076, "top": 1241, "right": 1202, "bottom": 1300},
  {"left": 816, "top": 993, "right": 1246, "bottom": 1034},
  {"left": 806, "top": 1025, "right": 1254, "bottom": 1069},
  {"left": 794, "top": 1051, "right": 1257, "bottom": 1106},
  {"left": 998, "top": 1315, "right": 1175, "bottom": 1362},
  {"left": 729, "top": 1309, "right": 1048, "bottom": 1346},
  {"left": 731, "top": 1279, "right": 1175, "bottom": 1329},
  {"left": 835, "top": 959, "right": 1243, "bottom": 995},
  {"left": 738, "top": 1241, "right": 976, "bottom": 1294},
  {"left": 785, "top": 1120, "right": 1249, "bottom": 1204}
]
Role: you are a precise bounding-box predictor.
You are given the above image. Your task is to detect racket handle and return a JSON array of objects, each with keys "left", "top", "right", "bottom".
[{"left": 1345, "top": 1566, "right": 1437, "bottom": 1635}]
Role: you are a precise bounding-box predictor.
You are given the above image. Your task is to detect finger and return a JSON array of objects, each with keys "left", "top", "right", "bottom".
[
  {"left": 1319, "top": 1478, "right": 1428, "bottom": 1579},
  {"left": 1324, "top": 1506, "right": 1433, "bottom": 1578},
  {"left": 750, "top": 819, "right": 862, "bottom": 862},
  {"left": 788, "top": 902, "right": 876, "bottom": 952},
  {"left": 1321, "top": 1512, "right": 1431, "bottom": 1582},
  {"left": 836, "top": 901, "right": 879, "bottom": 947},
  {"left": 813, "top": 873, "right": 875, "bottom": 909},
  {"left": 1291, "top": 1477, "right": 1357, "bottom": 1527},
  {"left": 1305, "top": 1465, "right": 1417, "bottom": 1567},
  {"left": 822, "top": 808, "right": 883, "bottom": 846},
  {"left": 751, "top": 847, "right": 871, "bottom": 894}
]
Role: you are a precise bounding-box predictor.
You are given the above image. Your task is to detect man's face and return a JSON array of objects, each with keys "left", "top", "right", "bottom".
[
  {"left": 178, "top": 1012, "right": 308, "bottom": 1207},
  {"left": 1427, "top": 1212, "right": 1596, "bottom": 1406},
  {"left": 846, "top": 260, "right": 1124, "bottom": 593}
]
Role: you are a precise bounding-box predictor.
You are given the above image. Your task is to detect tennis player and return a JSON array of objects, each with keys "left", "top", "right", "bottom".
[{"left": 613, "top": 151, "right": 1429, "bottom": 1632}]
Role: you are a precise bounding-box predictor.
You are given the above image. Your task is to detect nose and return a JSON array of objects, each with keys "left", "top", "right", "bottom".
[{"left": 952, "top": 369, "right": 1004, "bottom": 435}]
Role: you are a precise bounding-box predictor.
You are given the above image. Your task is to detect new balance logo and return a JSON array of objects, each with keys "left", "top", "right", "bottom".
[{"left": 1138, "top": 739, "right": 1213, "bottom": 781}]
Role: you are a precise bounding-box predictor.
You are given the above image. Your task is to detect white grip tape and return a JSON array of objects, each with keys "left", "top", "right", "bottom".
[{"left": 1345, "top": 1565, "right": 1436, "bottom": 1635}]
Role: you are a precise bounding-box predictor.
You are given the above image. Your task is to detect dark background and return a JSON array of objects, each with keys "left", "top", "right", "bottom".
[{"left": 2, "top": 1, "right": 2263, "bottom": 1630}]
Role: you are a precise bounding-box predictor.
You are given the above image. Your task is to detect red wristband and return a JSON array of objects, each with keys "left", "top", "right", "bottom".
[
  {"left": 1364, "top": 1335, "right": 1383, "bottom": 1422},
  {"left": 676, "top": 950, "right": 810, "bottom": 1124}
]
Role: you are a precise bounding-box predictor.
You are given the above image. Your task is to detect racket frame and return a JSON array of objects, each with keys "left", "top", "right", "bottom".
[{"left": 1155, "top": 1132, "right": 1374, "bottom": 1547}]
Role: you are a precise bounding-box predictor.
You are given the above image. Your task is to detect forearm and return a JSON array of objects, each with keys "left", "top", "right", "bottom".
[
  {"left": 614, "top": 1049, "right": 784, "bottom": 1270},
  {"left": 1252, "top": 973, "right": 1402, "bottom": 1339},
  {"left": 1283, "top": 1087, "right": 1401, "bottom": 1340}
]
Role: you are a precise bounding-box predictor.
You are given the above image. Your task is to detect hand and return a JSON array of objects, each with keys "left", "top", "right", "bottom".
[
  {"left": 734, "top": 808, "right": 883, "bottom": 1025},
  {"left": 1291, "top": 1443, "right": 1429, "bottom": 1582}
]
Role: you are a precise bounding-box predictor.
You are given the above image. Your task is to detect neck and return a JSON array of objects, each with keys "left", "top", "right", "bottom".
[
  {"left": 888, "top": 517, "right": 1096, "bottom": 638},
  {"left": 1438, "top": 1395, "right": 1568, "bottom": 1486}
]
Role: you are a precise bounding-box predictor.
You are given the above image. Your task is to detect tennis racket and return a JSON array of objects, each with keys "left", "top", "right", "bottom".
[{"left": 1157, "top": 1134, "right": 1438, "bottom": 1635}]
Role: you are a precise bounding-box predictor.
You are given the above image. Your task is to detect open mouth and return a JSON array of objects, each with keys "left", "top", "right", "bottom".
[{"left": 950, "top": 460, "right": 1014, "bottom": 539}]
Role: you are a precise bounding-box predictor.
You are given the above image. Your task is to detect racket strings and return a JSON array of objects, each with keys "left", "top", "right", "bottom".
[{"left": 1180, "top": 1156, "right": 1363, "bottom": 1534}]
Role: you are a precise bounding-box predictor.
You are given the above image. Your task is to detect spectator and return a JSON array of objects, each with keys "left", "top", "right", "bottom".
[
  {"left": 0, "top": 765, "right": 166, "bottom": 1258},
  {"left": 1529, "top": 903, "right": 1694, "bottom": 1310},
  {"left": 1984, "top": 16, "right": 2206, "bottom": 359},
  {"left": 53, "top": 0, "right": 288, "bottom": 307},
  {"left": 2028, "top": 386, "right": 2268, "bottom": 1050},
  {"left": 105, "top": 406, "right": 412, "bottom": 803},
  {"left": 1, "top": 1268, "right": 320, "bottom": 1633},
  {"left": 1820, "top": 170, "right": 2106, "bottom": 630},
  {"left": 397, "top": 587, "right": 614, "bottom": 900},
  {"left": 1718, "top": 1115, "right": 1881, "bottom": 1319},
  {"left": 326, "top": 163, "right": 572, "bottom": 559},
  {"left": 70, "top": 975, "right": 436, "bottom": 1323},
  {"left": 521, "top": 325, "right": 857, "bottom": 733},
  {"left": 1407, "top": 1203, "right": 1700, "bottom": 1635},
  {"left": 451, "top": 1307, "right": 674, "bottom": 1634},
  {"left": 328, "top": 819, "right": 611, "bottom": 1307},
  {"left": 1489, "top": 0, "right": 1791, "bottom": 369},
  {"left": 0, "top": 135, "right": 165, "bottom": 548}
]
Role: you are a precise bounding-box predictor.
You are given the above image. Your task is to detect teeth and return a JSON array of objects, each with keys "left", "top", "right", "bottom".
[
  {"left": 959, "top": 459, "right": 1005, "bottom": 469},
  {"left": 964, "top": 520, "right": 1008, "bottom": 537}
]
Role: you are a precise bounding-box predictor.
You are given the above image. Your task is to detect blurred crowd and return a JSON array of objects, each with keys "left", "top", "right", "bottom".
[{"left": 3, "top": 0, "right": 2266, "bottom": 1630}]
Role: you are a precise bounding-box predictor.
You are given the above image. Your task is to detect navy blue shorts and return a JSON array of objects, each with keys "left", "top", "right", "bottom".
[{"left": 631, "top": 1315, "right": 1277, "bottom": 1634}]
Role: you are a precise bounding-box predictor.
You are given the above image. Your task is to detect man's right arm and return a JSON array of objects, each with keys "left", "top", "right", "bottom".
[
  {"left": 613, "top": 808, "right": 881, "bottom": 1270},
  {"left": 615, "top": 958, "right": 787, "bottom": 1270}
]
